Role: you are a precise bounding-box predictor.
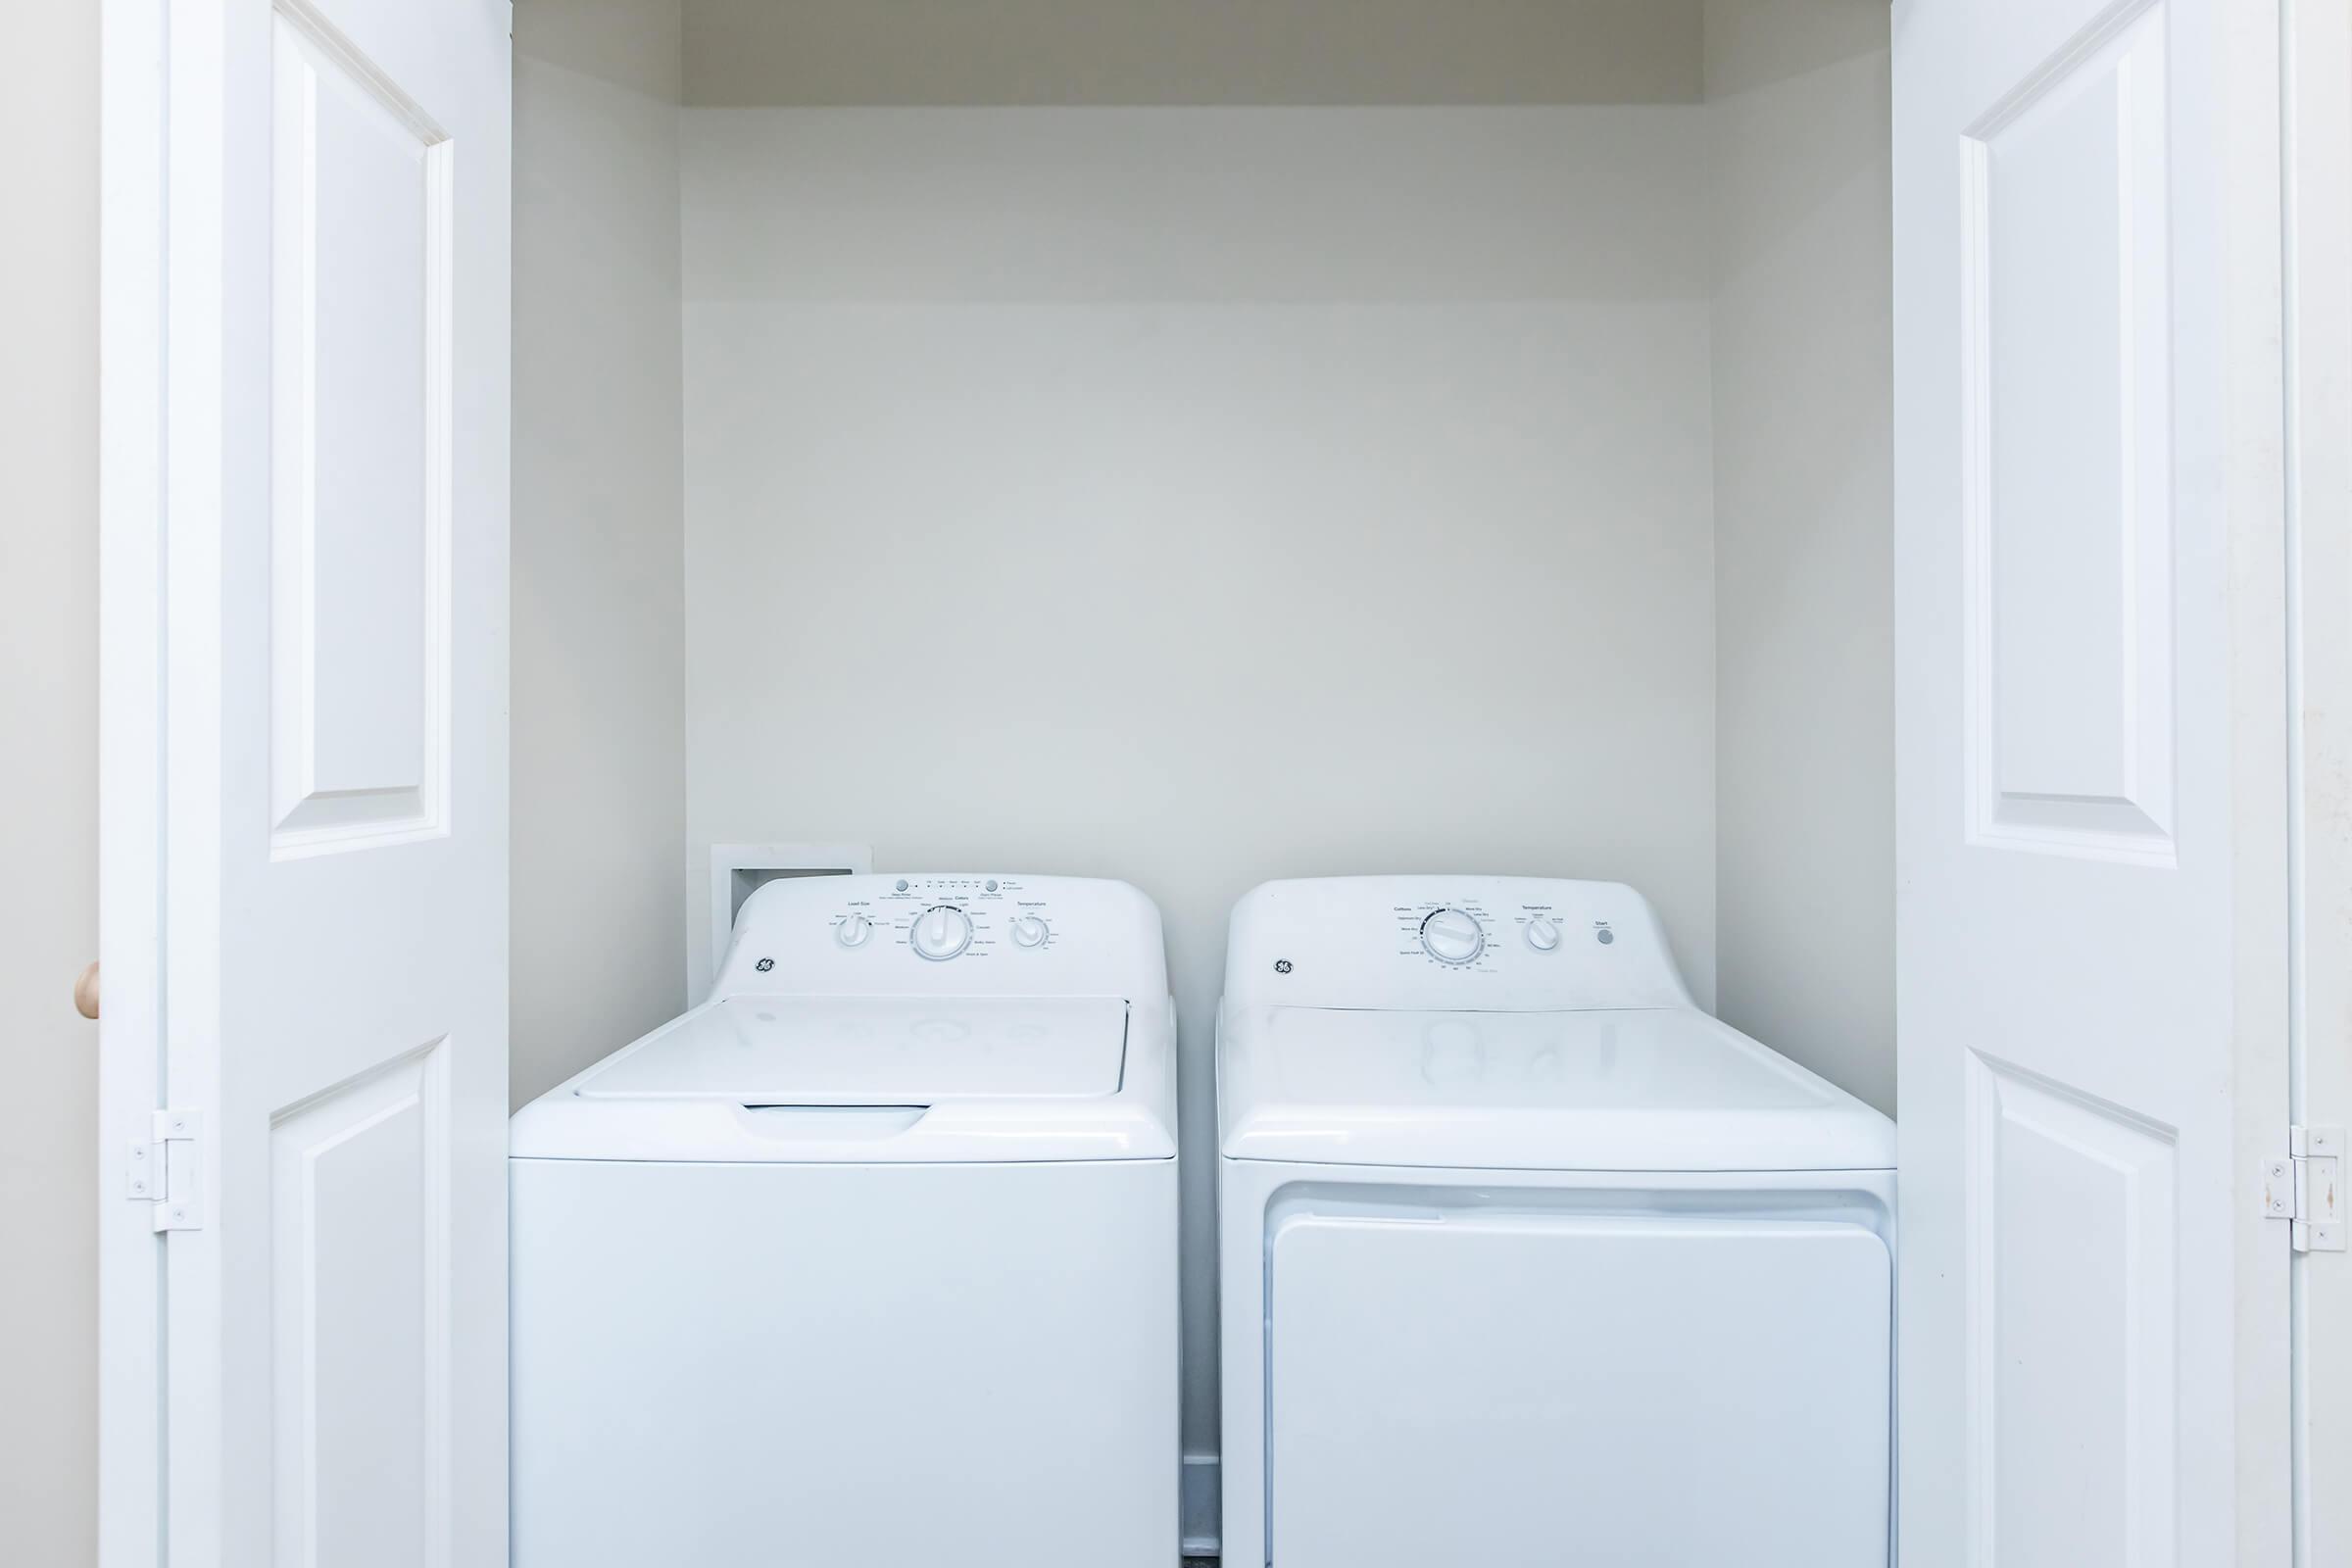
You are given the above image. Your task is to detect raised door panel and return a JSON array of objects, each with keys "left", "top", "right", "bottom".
[
  {"left": 1960, "top": 2, "right": 2173, "bottom": 864},
  {"left": 1967, "top": 1055, "right": 2177, "bottom": 1565},
  {"left": 269, "top": 4, "right": 452, "bottom": 858},
  {"left": 270, "top": 1044, "right": 451, "bottom": 1568}
]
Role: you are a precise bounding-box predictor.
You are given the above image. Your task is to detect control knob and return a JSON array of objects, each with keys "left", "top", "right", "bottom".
[
  {"left": 1009, "top": 915, "right": 1051, "bottom": 949},
  {"left": 909, "top": 905, "right": 974, "bottom": 961},
  {"left": 1420, "top": 907, "right": 1486, "bottom": 965},
  {"left": 1524, "top": 915, "right": 1561, "bottom": 952},
  {"left": 835, "top": 912, "right": 873, "bottom": 948}
]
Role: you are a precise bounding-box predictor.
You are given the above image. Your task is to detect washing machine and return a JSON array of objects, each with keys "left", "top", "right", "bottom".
[
  {"left": 1216, "top": 876, "right": 1894, "bottom": 1568},
  {"left": 511, "top": 873, "right": 1180, "bottom": 1568}
]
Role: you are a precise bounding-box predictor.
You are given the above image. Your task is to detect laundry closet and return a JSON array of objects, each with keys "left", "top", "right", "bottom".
[
  {"left": 509, "top": 8, "right": 1893, "bottom": 1546},
  {"left": 26, "top": 0, "right": 2343, "bottom": 1558},
  {"left": 73, "top": 0, "right": 2338, "bottom": 1564}
]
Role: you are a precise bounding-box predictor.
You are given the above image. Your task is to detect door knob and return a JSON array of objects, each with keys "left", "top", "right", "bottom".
[{"left": 74, "top": 961, "right": 98, "bottom": 1020}]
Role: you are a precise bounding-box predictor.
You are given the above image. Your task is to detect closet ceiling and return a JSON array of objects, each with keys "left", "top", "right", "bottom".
[{"left": 679, "top": 0, "right": 1705, "bottom": 107}]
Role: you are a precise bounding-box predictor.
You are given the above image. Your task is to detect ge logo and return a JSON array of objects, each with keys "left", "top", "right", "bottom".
[
  {"left": 755, "top": 957, "right": 775, "bottom": 972},
  {"left": 1274, "top": 959, "right": 1293, "bottom": 974}
]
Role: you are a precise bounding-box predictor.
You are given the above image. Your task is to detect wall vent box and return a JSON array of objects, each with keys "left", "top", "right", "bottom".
[{"left": 702, "top": 843, "right": 871, "bottom": 997}]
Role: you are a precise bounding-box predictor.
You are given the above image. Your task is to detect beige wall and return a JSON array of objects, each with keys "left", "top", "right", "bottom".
[
  {"left": 680, "top": 105, "right": 1718, "bottom": 1452},
  {"left": 1704, "top": 0, "right": 1895, "bottom": 1111},
  {"left": 512, "top": 0, "right": 690, "bottom": 1105},
  {"left": 0, "top": 2, "right": 98, "bottom": 1562}
]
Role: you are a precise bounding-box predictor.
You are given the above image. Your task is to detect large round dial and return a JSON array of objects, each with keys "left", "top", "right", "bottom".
[
  {"left": 1419, "top": 907, "right": 1486, "bottom": 965},
  {"left": 909, "top": 905, "right": 974, "bottom": 961}
]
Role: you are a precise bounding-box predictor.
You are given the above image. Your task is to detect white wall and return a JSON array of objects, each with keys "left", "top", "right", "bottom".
[
  {"left": 680, "top": 106, "right": 1716, "bottom": 1453},
  {"left": 513, "top": 0, "right": 689, "bottom": 1104},
  {"left": 0, "top": 3, "right": 97, "bottom": 1561},
  {"left": 1704, "top": 0, "right": 1894, "bottom": 1112}
]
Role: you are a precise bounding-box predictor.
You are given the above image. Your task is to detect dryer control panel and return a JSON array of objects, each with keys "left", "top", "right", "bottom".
[
  {"left": 1224, "top": 875, "right": 1693, "bottom": 1012},
  {"left": 712, "top": 873, "right": 1167, "bottom": 1004}
]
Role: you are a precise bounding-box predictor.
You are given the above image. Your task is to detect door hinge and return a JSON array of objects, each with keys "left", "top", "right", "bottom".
[
  {"left": 2259, "top": 1125, "right": 2343, "bottom": 1252},
  {"left": 124, "top": 1109, "right": 203, "bottom": 1233}
]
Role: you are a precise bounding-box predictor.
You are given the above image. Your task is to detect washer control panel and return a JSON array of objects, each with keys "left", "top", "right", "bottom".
[
  {"left": 817, "top": 875, "right": 1067, "bottom": 963},
  {"left": 711, "top": 873, "right": 1168, "bottom": 1001}
]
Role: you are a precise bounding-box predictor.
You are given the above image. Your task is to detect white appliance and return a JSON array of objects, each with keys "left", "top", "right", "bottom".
[
  {"left": 1216, "top": 876, "right": 1895, "bottom": 1568},
  {"left": 512, "top": 873, "right": 1180, "bottom": 1568}
]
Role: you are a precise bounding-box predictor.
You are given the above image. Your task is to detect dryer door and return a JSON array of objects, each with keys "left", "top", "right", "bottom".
[{"left": 1267, "top": 1205, "right": 1891, "bottom": 1567}]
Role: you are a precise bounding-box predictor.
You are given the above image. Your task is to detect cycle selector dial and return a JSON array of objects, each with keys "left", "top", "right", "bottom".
[
  {"left": 910, "top": 905, "right": 974, "bottom": 961},
  {"left": 1419, "top": 907, "right": 1486, "bottom": 965}
]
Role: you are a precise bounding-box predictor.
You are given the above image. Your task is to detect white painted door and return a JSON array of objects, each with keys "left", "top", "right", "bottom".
[
  {"left": 1892, "top": 0, "right": 2291, "bottom": 1564},
  {"left": 98, "top": 1, "right": 512, "bottom": 1565}
]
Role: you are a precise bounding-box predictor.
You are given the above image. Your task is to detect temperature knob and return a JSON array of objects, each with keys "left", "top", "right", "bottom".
[
  {"left": 1524, "top": 915, "right": 1561, "bottom": 952},
  {"left": 1009, "top": 915, "right": 1051, "bottom": 949},
  {"left": 1419, "top": 907, "right": 1486, "bottom": 965},
  {"left": 909, "top": 905, "right": 974, "bottom": 961},
  {"left": 835, "top": 912, "right": 873, "bottom": 948}
]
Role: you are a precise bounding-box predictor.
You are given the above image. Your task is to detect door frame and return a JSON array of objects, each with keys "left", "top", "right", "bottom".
[
  {"left": 2221, "top": 12, "right": 2296, "bottom": 1568},
  {"left": 96, "top": 0, "right": 169, "bottom": 1563},
  {"left": 2284, "top": 0, "right": 2352, "bottom": 1557}
]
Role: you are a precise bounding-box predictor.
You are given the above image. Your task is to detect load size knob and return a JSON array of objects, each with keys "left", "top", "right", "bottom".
[
  {"left": 1420, "top": 907, "right": 1486, "bottom": 965},
  {"left": 910, "top": 905, "right": 974, "bottom": 961}
]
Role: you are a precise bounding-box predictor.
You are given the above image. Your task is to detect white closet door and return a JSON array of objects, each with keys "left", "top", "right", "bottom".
[
  {"left": 99, "top": 1, "right": 513, "bottom": 1565},
  {"left": 1891, "top": 0, "right": 2291, "bottom": 1564}
]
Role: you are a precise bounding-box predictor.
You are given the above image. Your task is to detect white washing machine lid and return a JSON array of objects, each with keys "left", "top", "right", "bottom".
[
  {"left": 509, "top": 995, "right": 1174, "bottom": 1164},
  {"left": 577, "top": 995, "right": 1128, "bottom": 1103},
  {"left": 1218, "top": 1004, "right": 1894, "bottom": 1172}
]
